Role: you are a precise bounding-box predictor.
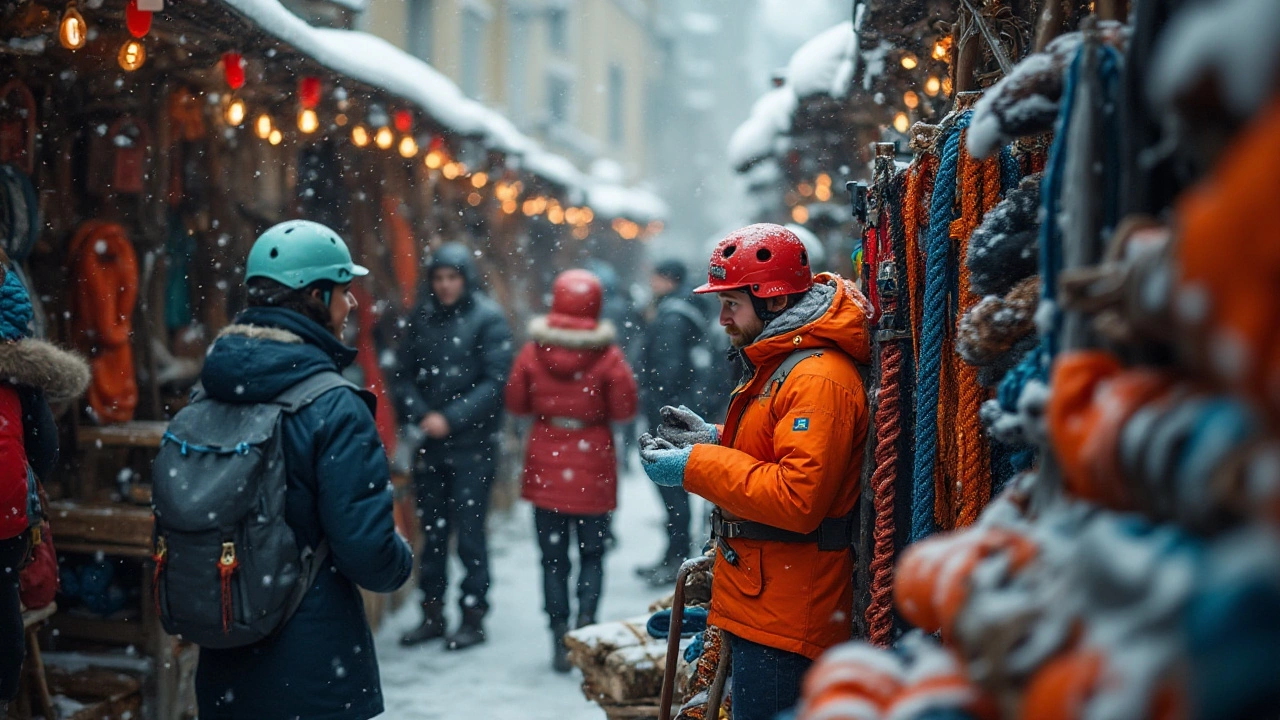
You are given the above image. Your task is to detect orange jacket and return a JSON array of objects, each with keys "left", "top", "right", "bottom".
[
  {"left": 684, "top": 274, "right": 871, "bottom": 659},
  {"left": 69, "top": 221, "right": 138, "bottom": 424}
]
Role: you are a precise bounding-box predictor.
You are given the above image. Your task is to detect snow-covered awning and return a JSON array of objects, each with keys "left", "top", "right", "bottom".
[
  {"left": 727, "top": 87, "right": 796, "bottom": 172},
  {"left": 787, "top": 21, "right": 858, "bottom": 100},
  {"left": 727, "top": 18, "right": 860, "bottom": 173},
  {"left": 219, "top": 0, "right": 665, "bottom": 220},
  {"left": 586, "top": 184, "right": 669, "bottom": 224}
]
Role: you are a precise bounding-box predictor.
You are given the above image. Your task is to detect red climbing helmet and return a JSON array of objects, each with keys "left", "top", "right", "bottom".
[
  {"left": 546, "top": 268, "right": 603, "bottom": 330},
  {"left": 694, "top": 223, "right": 813, "bottom": 297}
]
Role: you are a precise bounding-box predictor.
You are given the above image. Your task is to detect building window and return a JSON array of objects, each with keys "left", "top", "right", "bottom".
[
  {"left": 461, "top": 7, "right": 486, "bottom": 98},
  {"left": 507, "top": 9, "right": 529, "bottom": 119},
  {"left": 547, "top": 73, "right": 572, "bottom": 125},
  {"left": 608, "top": 63, "right": 625, "bottom": 147},
  {"left": 407, "top": 0, "right": 433, "bottom": 62},
  {"left": 547, "top": 6, "right": 568, "bottom": 55}
]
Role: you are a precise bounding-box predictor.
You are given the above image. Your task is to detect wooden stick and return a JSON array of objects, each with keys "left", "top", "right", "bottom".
[
  {"left": 658, "top": 556, "right": 714, "bottom": 720},
  {"left": 705, "top": 642, "right": 732, "bottom": 720},
  {"left": 1034, "top": 0, "right": 1068, "bottom": 53}
]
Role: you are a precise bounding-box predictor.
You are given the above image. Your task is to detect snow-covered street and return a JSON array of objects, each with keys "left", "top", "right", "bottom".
[{"left": 374, "top": 464, "right": 688, "bottom": 719}]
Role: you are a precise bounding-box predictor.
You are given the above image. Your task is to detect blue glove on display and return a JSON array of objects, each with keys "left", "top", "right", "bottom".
[
  {"left": 639, "top": 432, "right": 692, "bottom": 488},
  {"left": 657, "top": 404, "right": 718, "bottom": 447}
]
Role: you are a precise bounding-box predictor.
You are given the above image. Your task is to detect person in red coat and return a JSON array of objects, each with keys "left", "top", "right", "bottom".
[{"left": 505, "top": 269, "right": 638, "bottom": 672}]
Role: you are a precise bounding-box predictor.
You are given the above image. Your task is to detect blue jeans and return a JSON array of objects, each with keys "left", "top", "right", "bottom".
[{"left": 729, "top": 633, "right": 813, "bottom": 720}]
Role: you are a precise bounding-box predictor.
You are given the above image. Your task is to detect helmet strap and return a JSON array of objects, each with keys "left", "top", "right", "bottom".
[{"left": 749, "top": 292, "right": 786, "bottom": 323}]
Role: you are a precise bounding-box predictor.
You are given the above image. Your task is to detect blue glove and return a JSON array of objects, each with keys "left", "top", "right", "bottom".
[
  {"left": 657, "top": 405, "right": 718, "bottom": 447},
  {"left": 639, "top": 433, "right": 692, "bottom": 488}
]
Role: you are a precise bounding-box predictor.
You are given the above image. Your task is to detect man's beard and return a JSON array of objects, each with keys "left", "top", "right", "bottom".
[{"left": 725, "top": 325, "right": 758, "bottom": 348}]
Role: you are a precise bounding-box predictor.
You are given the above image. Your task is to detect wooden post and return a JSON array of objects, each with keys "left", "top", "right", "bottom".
[{"left": 1035, "top": 0, "right": 1068, "bottom": 52}]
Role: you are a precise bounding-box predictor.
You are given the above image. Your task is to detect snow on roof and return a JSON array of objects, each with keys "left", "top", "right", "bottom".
[
  {"left": 220, "top": 0, "right": 664, "bottom": 220},
  {"left": 587, "top": 184, "right": 669, "bottom": 223},
  {"left": 787, "top": 21, "right": 858, "bottom": 100},
  {"left": 325, "top": 0, "right": 369, "bottom": 11},
  {"left": 727, "top": 86, "right": 797, "bottom": 172}
]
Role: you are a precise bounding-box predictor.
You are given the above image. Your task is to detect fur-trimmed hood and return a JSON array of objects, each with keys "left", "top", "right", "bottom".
[
  {"left": 528, "top": 316, "right": 616, "bottom": 349},
  {"left": 0, "top": 338, "right": 91, "bottom": 405},
  {"left": 216, "top": 323, "right": 305, "bottom": 344}
]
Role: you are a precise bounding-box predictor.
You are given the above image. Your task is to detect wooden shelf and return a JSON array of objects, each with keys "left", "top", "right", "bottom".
[
  {"left": 77, "top": 421, "right": 169, "bottom": 450},
  {"left": 48, "top": 501, "right": 153, "bottom": 550}
]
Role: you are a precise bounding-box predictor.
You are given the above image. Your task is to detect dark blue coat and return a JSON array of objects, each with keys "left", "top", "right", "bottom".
[{"left": 194, "top": 307, "right": 413, "bottom": 720}]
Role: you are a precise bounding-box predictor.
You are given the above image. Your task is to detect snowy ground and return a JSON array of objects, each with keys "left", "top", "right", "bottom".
[{"left": 374, "top": 461, "right": 703, "bottom": 719}]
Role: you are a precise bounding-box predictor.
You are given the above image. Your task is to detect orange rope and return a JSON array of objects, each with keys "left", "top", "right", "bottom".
[{"left": 903, "top": 156, "right": 936, "bottom": 362}]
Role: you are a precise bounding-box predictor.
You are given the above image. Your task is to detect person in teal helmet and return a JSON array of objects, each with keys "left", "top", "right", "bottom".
[{"left": 194, "top": 220, "right": 412, "bottom": 720}]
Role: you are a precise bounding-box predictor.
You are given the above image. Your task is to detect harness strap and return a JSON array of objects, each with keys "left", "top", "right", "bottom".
[{"left": 711, "top": 507, "right": 856, "bottom": 552}]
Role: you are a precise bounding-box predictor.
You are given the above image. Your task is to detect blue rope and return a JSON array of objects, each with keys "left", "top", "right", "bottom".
[
  {"left": 0, "top": 264, "right": 33, "bottom": 341},
  {"left": 910, "top": 111, "right": 972, "bottom": 543},
  {"left": 162, "top": 432, "right": 253, "bottom": 457},
  {"left": 998, "top": 146, "right": 1021, "bottom": 194}
]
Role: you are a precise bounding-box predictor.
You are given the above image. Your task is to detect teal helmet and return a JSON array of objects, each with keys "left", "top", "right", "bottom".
[{"left": 245, "top": 220, "right": 369, "bottom": 289}]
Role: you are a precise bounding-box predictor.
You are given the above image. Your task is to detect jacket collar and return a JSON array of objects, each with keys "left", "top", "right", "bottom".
[
  {"left": 232, "top": 306, "right": 359, "bottom": 370},
  {"left": 0, "top": 338, "right": 91, "bottom": 405},
  {"left": 528, "top": 316, "right": 617, "bottom": 349}
]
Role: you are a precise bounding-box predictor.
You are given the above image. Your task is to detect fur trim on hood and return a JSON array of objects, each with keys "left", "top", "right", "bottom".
[
  {"left": 528, "top": 316, "right": 617, "bottom": 349},
  {"left": 757, "top": 280, "right": 838, "bottom": 344},
  {"left": 216, "top": 324, "right": 304, "bottom": 344},
  {"left": 0, "top": 338, "right": 91, "bottom": 405}
]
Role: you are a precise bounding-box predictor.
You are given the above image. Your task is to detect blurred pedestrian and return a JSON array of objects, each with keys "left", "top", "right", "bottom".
[
  {"left": 0, "top": 249, "right": 88, "bottom": 716},
  {"left": 635, "top": 259, "right": 705, "bottom": 586},
  {"left": 394, "top": 243, "right": 514, "bottom": 650},
  {"left": 505, "top": 269, "right": 638, "bottom": 672}
]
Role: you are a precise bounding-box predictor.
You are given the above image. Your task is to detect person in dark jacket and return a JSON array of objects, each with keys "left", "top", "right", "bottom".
[
  {"left": 195, "top": 220, "right": 413, "bottom": 720},
  {"left": 0, "top": 252, "right": 89, "bottom": 715},
  {"left": 635, "top": 259, "right": 706, "bottom": 586},
  {"left": 505, "top": 269, "right": 638, "bottom": 672},
  {"left": 393, "top": 242, "right": 514, "bottom": 650},
  {"left": 585, "top": 259, "right": 645, "bottom": 464}
]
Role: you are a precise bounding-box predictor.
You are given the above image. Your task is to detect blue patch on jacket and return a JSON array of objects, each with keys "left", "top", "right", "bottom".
[{"left": 793, "top": 417, "right": 810, "bottom": 431}]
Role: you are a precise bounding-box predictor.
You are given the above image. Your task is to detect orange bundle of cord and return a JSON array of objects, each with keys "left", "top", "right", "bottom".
[{"left": 69, "top": 221, "right": 139, "bottom": 424}]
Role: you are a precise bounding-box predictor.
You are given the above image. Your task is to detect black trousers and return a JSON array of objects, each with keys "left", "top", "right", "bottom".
[
  {"left": 0, "top": 535, "right": 28, "bottom": 702},
  {"left": 533, "top": 509, "right": 608, "bottom": 626},
  {"left": 413, "top": 452, "right": 494, "bottom": 614}
]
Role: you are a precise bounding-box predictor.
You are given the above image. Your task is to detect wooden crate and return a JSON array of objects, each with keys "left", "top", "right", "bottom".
[
  {"left": 45, "top": 665, "right": 142, "bottom": 720},
  {"left": 48, "top": 501, "right": 154, "bottom": 551}
]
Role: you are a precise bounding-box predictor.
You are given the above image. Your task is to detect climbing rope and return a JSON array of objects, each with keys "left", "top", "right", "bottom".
[
  {"left": 903, "top": 155, "right": 937, "bottom": 363},
  {"left": 911, "top": 112, "right": 971, "bottom": 543}
]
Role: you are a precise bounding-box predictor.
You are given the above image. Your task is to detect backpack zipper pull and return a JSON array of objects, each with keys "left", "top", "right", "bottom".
[
  {"left": 219, "top": 541, "right": 240, "bottom": 633},
  {"left": 152, "top": 536, "right": 167, "bottom": 616}
]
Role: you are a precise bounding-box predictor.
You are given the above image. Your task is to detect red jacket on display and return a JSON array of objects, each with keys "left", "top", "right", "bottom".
[{"left": 506, "top": 271, "right": 638, "bottom": 516}]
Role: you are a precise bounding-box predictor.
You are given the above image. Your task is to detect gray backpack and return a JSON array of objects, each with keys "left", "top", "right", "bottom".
[{"left": 151, "top": 371, "right": 356, "bottom": 649}]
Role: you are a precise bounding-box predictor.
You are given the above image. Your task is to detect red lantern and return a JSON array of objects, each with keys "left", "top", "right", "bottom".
[
  {"left": 125, "top": 0, "right": 152, "bottom": 38},
  {"left": 222, "top": 52, "right": 245, "bottom": 90},
  {"left": 394, "top": 109, "right": 413, "bottom": 134},
  {"left": 427, "top": 135, "right": 445, "bottom": 153},
  {"left": 299, "top": 77, "right": 322, "bottom": 110}
]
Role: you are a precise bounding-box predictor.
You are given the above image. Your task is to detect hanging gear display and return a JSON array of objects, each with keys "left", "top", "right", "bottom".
[
  {"left": 69, "top": 221, "right": 140, "bottom": 424},
  {"left": 0, "top": 80, "right": 36, "bottom": 175},
  {"left": 88, "top": 116, "right": 152, "bottom": 196}
]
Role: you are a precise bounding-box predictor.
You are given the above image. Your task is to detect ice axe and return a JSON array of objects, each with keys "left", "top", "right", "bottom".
[{"left": 659, "top": 555, "right": 715, "bottom": 720}]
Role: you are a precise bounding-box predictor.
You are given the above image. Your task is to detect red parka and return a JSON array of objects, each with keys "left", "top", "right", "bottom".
[{"left": 506, "top": 271, "right": 638, "bottom": 515}]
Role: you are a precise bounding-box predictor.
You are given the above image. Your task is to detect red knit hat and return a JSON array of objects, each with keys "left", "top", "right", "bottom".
[{"left": 546, "top": 269, "right": 603, "bottom": 330}]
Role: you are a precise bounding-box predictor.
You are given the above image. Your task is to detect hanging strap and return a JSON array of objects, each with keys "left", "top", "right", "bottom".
[{"left": 272, "top": 370, "right": 361, "bottom": 413}]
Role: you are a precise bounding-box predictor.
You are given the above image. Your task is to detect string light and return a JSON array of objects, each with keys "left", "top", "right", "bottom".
[
  {"left": 298, "top": 109, "right": 319, "bottom": 134},
  {"left": 501, "top": 199, "right": 517, "bottom": 214},
  {"left": 374, "top": 127, "right": 394, "bottom": 150},
  {"left": 442, "top": 163, "right": 461, "bottom": 180},
  {"left": 425, "top": 150, "right": 444, "bottom": 169},
  {"left": 268, "top": 128, "right": 283, "bottom": 146},
  {"left": 932, "top": 38, "right": 951, "bottom": 61},
  {"left": 351, "top": 125, "right": 370, "bottom": 147},
  {"left": 572, "top": 225, "right": 590, "bottom": 240},
  {"left": 903, "top": 91, "right": 920, "bottom": 109},
  {"left": 646, "top": 221, "right": 665, "bottom": 236},
  {"left": 816, "top": 173, "right": 831, "bottom": 187},
  {"left": 815, "top": 184, "right": 832, "bottom": 202},
  {"left": 791, "top": 205, "right": 810, "bottom": 224},
  {"left": 798, "top": 182, "right": 814, "bottom": 198},
  {"left": 118, "top": 39, "right": 146, "bottom": 71},
  {"left": 471, "top": 172, "right": 488, "bottom": 189},
  {"left": 225, "top": 98, "right": 246, "bottom": 126},
  {"left": 125, "top": 0, "right": 152, "bottom": 38},
  {"left": 335, "top": 113, "right": 349, "bottom": 127},
  {"left": 467, "top": 192, "right": 482, "bottom": 206},
  {"left": 547, "top": 205, "right": 564, "bottom": 224},
  {"left": 893, "top": 112, "right": 910, "bottom": 133},
  {"left": 925, "top": 76, "right": 942, "bottom": 96},
  {"left": 255, "top": 114, "right": 272, "bottom": 140},
  {"left": 59, "top": 4, "right": 87, "bottom": 50},
  {"left": 522, "top": 199, "right": 538, "bottom": 216},
  {"left": 222, "top": 52, "right": 246, "bottom": 90},
  {"left": 942, "top": 77, "right": 954, "bottom": 95},
  {"left": 580, "top": 208, "right": 594, "bottom": 224},
  {"left": 398, "top": 136, "right": 418, "bottom": 158},
  {"left": 900, "top": 54, "right": 918, "bottom": 70}
]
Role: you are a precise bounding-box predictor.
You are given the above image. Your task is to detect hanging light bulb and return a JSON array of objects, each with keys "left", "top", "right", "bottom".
[
  {"left": 791, "top": 205, "right": 810, "bottom": 224},
  {"left": 572, "top": 225, "right": 590, "bottom": 240},
  {"left": 925, "top": 76, "right": 942, "bottom": 97},
  {"left": 298, "top": 108, "right": 319, "bottom": 134},
  {"left": 547, "top": 205, "right": 565, "bottom": 224},
  {"left": 335, "top": 113, "right": 349, "bottom": 127},
  {"left": 394, "top": 110, "right": 413, "bottom": 134},
  {"left": 299, "top": 77, "right": 322, "bottom": 110},
  {"left": 903, "top": 91, "right": 920, "bottom": 109},
  {"left": 893, "top": 112, "right": 910, "bottom": 133},
  {"left": 222, "top": 52, "right": 246, "bottom": 90},
  {"left": 932, "top": 38, "right": 951, "bottom": 61},
  {"left": 255, "top": 113, "right": 273, "bottom": 140},
  {"left": 125, "top": 0, "right": 152, "bottom": 38},
  {"left": 225, "top": 98, "right": 246, "bottom": 126},
  {"left": 398, "top": 136, "right": 418, "bottom": 158},
  {"left": 467, "top": 192, "right": 482, "bottom": 207},
  {"left": 118, "top": 39, "right": 146, "bottom": 71},
  {"left": 442, "top": 163, "right": 461, "bottom": 180},
  {"left": 425, "top": 150, "right": 444, "bottom": 169},
  {"left": 502, "top": 199, "right": 517, "bottom": 215},
  {"left": 471, "top": 172, "right": 489, "bottom": 189},
  {"left": 900, "top": 53, "right": 918, "bottom": 70},
  {"left": 351, "top": 125, "right": 370, "bottom": 147},
  {"left": 268, "top": 128, "right": 283, "bottom": 146},
  {"left": 374, "top": 127, "right": 394, "bottom": 150},
  {"left": 59, "top": 4, "right": 87, "bottom": 50},
  {"left": 814, "top": 184, "right": 832, "bottom": 202}
]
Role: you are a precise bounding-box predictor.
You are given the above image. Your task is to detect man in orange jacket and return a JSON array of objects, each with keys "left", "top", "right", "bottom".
[{"left": 639, "top": 224, "right": 870, "bottom": 720}]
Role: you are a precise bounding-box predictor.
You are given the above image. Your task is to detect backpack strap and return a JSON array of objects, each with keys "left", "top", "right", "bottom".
[
  {"left": 274, "top": 538, "right": 329, "bottom": 639},
  {"left": 763, "top": 348, "right": 825, "bottom": 395},
  {"left": 272, "top": 371, "right": 360, "bottom": 413}
]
